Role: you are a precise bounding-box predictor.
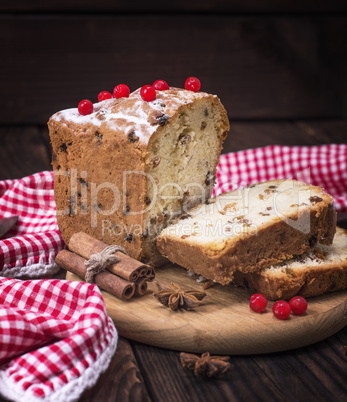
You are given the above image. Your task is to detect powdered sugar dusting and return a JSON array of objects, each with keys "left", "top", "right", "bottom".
[
  {"left": 107, "top": 110, "right": 157, "bottom": 138},
  {"left": 52, "top": 98, "right": 116, "bottom": 128},
  {"left": 53, "top": 108, "right": 102, "bottom": 127},
  {"left": 50, "top": 87, "right": 211, "bottom": 143}
]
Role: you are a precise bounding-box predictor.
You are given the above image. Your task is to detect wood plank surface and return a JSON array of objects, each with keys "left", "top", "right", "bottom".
[
  {"left": 0, "top": 120, "right": 345, "bottom": 177},
  {"left": 296, "top": 120, "right": 347, "bottom": 144},
  {"left": 0, "top": 126, "right": 51, "bottom": 179},
  {"left": 0, "top": 121, "right": 344, "bottom": 179},
  {"left": 0, "top": 16, "right": 345, "bottom": 123},
  {"left": 223, "top": 120, "right": 347, "bottom": 152},
  {"left": 80, "top": 337, "right": 151, "bottom": 402},
  {"left": 224, "top": 121, "right": 327, "bottom": 152},
  {"left": 1, "top": 0, "right": 346, "bottom": 13},
  {"left": 130, "top": 327, "right": 347, "bottom": 402}
]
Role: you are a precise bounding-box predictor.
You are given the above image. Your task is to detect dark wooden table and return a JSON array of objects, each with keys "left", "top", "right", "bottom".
[{"left": 0, "top": 121, "right": 346, "bottom": 402}]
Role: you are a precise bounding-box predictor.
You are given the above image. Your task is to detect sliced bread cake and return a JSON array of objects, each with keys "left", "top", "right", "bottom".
[
  {"left": 49, "top": 87, "right": 229, "bottom": 267},
  {"left": 233, "top": 227, "right": 347, "bottom": 300},
  {"left": 157, "top": 180, "right": 336, "bottom": 285}
]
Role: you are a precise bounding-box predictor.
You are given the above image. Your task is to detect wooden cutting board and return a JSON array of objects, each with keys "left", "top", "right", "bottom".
[{"left": 66, "top": 264, "right": 347, "bottom": 355}]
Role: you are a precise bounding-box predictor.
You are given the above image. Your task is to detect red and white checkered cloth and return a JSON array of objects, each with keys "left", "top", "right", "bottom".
[
  {"left": 0, "top": 172, "right": 117, "bottom": 401},
  {"left": 214, "top": 144, "right": 347, "bottom": 213},
  {"left": 0, "top": 278, "right": 117, "bottom": 402},
  {"left": 0, "top": 144, "right": 346, "bottom": 401},
  {"left": 0, "top": 171, "right": 64, "bottom": 279}
]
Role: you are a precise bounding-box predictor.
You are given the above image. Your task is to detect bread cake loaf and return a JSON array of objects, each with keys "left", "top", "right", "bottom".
[
  {"left": 48, "top": 88, "right": 229, "bottom": 266},
  {"left": 157, "top": 180, "right": 336, "bottom": 284},
  {"left": 233, "top": 227, "right": 347, "bottom": 300}
]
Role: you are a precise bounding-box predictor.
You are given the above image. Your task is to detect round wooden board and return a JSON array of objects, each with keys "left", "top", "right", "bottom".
[{"left": 66, "top": 264, "right": 347, "bottom": 355}]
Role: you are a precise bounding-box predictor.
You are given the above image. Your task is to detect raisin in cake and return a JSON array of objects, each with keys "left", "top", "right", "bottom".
[
  {"left": 48, "top": 87, "right": 229, "bottom": 266},
  {"left": 233, "top": 227, "right": 347, "bottom": 299},
  {"left": 157, "top": 180, "right": 336, "bottom": 284}
]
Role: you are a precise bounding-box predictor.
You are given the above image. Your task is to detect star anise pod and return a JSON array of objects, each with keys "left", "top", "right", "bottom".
[
  {"left": 154, "top": 282, "right": 206, "bottom": 311},
  {"left": 180, "top": 352, "right": 231, "bottom": 377}
]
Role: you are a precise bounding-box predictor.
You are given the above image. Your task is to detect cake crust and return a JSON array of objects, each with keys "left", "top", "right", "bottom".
[{"left": 233, "top": 227, "right": 347, "bottom": 299}]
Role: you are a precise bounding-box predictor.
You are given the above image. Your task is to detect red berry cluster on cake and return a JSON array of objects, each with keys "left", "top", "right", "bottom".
[{"left": 77, "top": 77, "right": 202, "bottom": 117}]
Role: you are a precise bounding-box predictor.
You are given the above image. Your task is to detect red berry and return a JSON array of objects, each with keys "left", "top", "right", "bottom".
[
  {"left": 250, "top": 293, "right": 268, "bottom": 313},
  {"left": 272, "top": 300, "right": 291, "bottom": 320},
  {"left": 289, "top": 296, "right": 307, "bottom": 315},
  {"left": 98, "top": 91, "right": 112, "bottom": 102},
  {"left": 113, "top": 84, "right": 130, "bottom": 99},
  {"left": 153, "top": 80, "right": 169, "bottom": 91},
  {"left": 185, "top": 77, "right": 201, "bottom": 92},
  {"left": 78, "top": 99, "right": 93, "bottom": 116},
  {"left": 140, "top": 85, "right": 156, "bottom": 102}
]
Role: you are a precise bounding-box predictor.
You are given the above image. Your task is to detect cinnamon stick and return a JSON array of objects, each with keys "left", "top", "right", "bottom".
[
  {"left": 134, "top": 278, "right": 148, "bottom": 297},
  {"left": 144, "top": 267, "right": 155, "bottom": 282},
  {"left": 69, "top": 232, "right": 153, "bottom": 282},
  {"left": 56, "top": 249, "right": 135, "bottom": 300},
  {"left": 139, "top": 266, "right": 148, "bottom": 278}
]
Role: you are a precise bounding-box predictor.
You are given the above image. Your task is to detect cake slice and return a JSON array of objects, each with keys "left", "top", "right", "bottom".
[
  {"left": 157, "top": 180, "right": 336, "bottom": 284},
  {"left": 48, "top": 87, "right": 229, "bottom": 266},
  {"left": 233, "top": 227, "right": 347, "bottom": 299}
]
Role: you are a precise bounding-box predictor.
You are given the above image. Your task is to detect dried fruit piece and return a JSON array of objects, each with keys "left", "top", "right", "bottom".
[
  {"left": 205, "top": 171, "right": 215, "bottom": 186},
  {"left": 80, "top": 178, "right": 88, "bottom": 187},
  {"left": 128, "top": 131, "right": 139, "bottom": 143},
  {"left": 144, "top": 196, "right": 151, "bottom": 205},
  {"left": 309, "top": 196, "right": 323, "bottom": 204},
  {"left": 124, "top": 234, "right": 133, "bottom": 243},
  {"left": 156, "top": 113, "right": 169, "bottom": 126},
  {"left": 152, "top": 157, "right": 161, "bottom": 167},
  {"left": 179, "top": 134, "right": 191, "bottom": 145}
]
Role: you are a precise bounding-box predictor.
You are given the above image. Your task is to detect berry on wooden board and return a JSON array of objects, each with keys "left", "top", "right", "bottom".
[
  {"left": 113, "top": 84, "right": 130, "bottom": 99},
  {"left": 140, "top": 85, "right": 156, "bottom": 102},
  {"left": 272, "top": 300, "right": 291, "bottom": 320},
  {"left": 250, "top": 293, "right": 268, "bottom": 313},
  {"left": 185, "top": 77, "right": 201, "bottom": 92},
  {"left": 289, "top": 296, "right": 308, "bottom": 315},
  {"left": 153, "top": 80, "right": 170, "bottom": 91},
  {"left": 98, "top": 91, "right": 112, "bottom": 102},
  {"left": 78, "top": 99, "right": 93, "bottom": 116}
]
